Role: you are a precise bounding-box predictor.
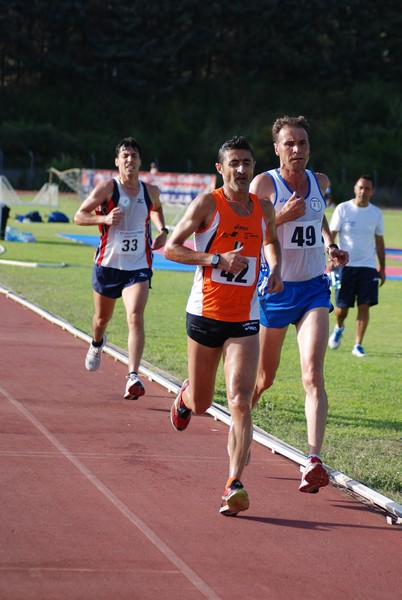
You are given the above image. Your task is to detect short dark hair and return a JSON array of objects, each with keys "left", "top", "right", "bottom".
[
  {"left": 358, "top": 174, "right": 375, "bottom": 187},
  {"left": 272, "top": 115, "right": 310, "bottom": 143},
  {"left": 115, "top": 137, "right": 142, "bottom": 157},
  {"left": 217, "top": 136, "right": 255, "bottom": 163}
]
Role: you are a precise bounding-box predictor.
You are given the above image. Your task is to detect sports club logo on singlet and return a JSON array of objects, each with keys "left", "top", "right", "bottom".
[
  {"left": 310, "top": 197, "right": 323, "bottom": 212},
  {"left": 279, "top": 196, "right": 322, "bottom": 211},
  {"left": 220, "top": 231, "right": 240, "bottom": 239}
]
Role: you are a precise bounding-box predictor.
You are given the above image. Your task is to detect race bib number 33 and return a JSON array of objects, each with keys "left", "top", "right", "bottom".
[{"left": 114, "top": 229, "right": 145, "bottom": 255}]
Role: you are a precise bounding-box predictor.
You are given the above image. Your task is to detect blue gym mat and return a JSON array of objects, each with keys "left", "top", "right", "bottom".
[
  {"left": 59, "top": 234, "right": 402, "bottom": 280},
  {"left": 58, "top": 234, "right": 195, "bottom": 272}
]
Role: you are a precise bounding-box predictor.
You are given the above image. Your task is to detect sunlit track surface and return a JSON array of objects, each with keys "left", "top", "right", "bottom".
[{"left": 0, "top": 287, "right": 401, "bottom": 600}]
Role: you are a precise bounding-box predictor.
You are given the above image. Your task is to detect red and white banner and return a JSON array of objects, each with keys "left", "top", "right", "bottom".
[{"left": 80, "top": 169, "right": 216, "bottom": 205}]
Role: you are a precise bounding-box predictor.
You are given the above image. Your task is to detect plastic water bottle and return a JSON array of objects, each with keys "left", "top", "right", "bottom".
[{"left": 330, "top": 267, "right": 342, "bottom": 290}]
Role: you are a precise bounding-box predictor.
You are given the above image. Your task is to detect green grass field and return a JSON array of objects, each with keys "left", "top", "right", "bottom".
[{"left": 1, "top": 195, "right": 401, "bottom": 503}]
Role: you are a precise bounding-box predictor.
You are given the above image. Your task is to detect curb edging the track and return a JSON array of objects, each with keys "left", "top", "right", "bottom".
[{"left": 1, "top": 285, "right": 401, "bottom": 525}]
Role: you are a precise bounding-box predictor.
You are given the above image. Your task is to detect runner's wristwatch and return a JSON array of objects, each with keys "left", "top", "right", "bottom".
[{"left": 211, "top": 253, "right": 221, "bottom": 268}]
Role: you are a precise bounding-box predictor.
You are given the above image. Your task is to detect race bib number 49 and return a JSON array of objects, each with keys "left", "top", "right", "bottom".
[
  {"left": 211, "top": 256, "right": 257, "bottom": 286},
  {"left": 282, "top": 220, "right": 322, "bottom": 249}
]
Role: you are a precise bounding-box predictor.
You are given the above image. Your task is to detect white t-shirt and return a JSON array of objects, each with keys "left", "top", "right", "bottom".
[{"left": 329, "top": 200, "right": 384, "bottom": 268}]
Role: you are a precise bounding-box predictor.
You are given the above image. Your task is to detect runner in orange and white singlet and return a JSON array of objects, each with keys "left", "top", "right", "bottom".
[
  {"left": 164, "top": 136, "right": 283, "bottom": 516},
  {"left": 186, "top": 186, "right": 266, "bottom": 323}
]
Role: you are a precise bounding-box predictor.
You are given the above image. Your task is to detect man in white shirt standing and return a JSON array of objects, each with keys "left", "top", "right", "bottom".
[{"left": 328, "top": 175, "right": 386, "bottom": 357}]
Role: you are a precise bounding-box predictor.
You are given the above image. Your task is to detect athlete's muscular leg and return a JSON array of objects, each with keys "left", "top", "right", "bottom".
[
  {"left": 92, "top": 291, "right": 116, "bottom": 342},
  {"left": 183, "top": 338, "right": 222, "bottom": 413},
  {"left": 251, "top": 326, "right": 288, "bottom": 408},
  {"left": 224, "top": 335, "right": 259, "bottom": 481},
  {"left": 122, "top": 281, "right": 149, "bottom": 373},
  {"left": 296, "top": 307, "right": 329, "bottom": 456}
]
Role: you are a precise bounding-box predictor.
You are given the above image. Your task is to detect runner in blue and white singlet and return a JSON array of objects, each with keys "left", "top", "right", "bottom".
[
  {"left": 249, "top": 116, "right": 349, "bottom": 496},
  {"left": 262, "top": 168, "right": 326, "bottom": 282},
  {"left": 258, "top": 168, "right": 331, "bottom": 328}
]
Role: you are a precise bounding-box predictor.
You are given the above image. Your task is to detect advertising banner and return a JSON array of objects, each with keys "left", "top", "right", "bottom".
[{"left": 80, "top": 170, "right": 216, "bottom": 204}]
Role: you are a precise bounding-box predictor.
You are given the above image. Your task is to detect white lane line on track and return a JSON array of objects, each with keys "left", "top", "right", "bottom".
[{"left": 0, "top": 384, "right": 221, "bottom": 600}]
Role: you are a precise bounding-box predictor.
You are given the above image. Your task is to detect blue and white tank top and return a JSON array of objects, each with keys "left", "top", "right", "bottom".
[{"left": 261, "top": 169, "right": 327, "bottom": 282}]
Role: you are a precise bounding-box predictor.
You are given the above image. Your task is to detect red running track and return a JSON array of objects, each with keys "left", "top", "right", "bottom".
[{"left": 0, "top": 292, "right": 401, "bottom": 600}]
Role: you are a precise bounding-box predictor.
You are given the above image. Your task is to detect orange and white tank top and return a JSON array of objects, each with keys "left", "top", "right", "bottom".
[{"left": 186, "top": 187, "right": 266, "bottom": 322}]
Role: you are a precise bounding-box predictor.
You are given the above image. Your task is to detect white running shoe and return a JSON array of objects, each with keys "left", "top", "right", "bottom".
[
  {"left": 328, "top": 325, "right": 344, "bottom": 349},
  {"left": 85, "top": 335, "right": 107, "bottom": 371},
  {"left": 299, "top": 456, "right": 329, "bottom": 493},
  {"left": 352, "top": 344, "right": 367, "bottom": 358},
  {"left": 124, "top": 372, "right": 145, "bottom": 400}
]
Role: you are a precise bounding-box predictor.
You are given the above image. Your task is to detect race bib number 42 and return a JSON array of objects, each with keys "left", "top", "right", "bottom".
[
  {"left": 211, "top": 257, "right": 257, "bottom": 286},
  {"left": 282, "top": 220, "right": 321, "bottom": 249}
]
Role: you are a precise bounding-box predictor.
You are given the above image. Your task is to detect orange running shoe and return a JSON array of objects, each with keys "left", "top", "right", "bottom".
[{"left": 170, "top": 379, "right": 191, "bottom": 431}]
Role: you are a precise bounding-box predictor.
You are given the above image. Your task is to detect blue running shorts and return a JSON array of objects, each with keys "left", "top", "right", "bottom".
[
  {"left": 259, "top": 274, "right": 332, "bottom": 329},
  {"left": 92, "top": 264, "right": 152, "bottom": 298}
]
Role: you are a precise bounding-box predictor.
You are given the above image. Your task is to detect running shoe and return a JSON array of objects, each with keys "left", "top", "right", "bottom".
[
  {"left": 328, "top": 325, "right": 344, "bottom": 349},
  {"left": 219, "top": 479, "right": 250, "bottom": 516},
  {"left": 352, "top": 344, "right": 367, "bottom": 358},
  {"left": 124, "top": 372, "right": 145, "bottom": 400},
  {"left": 299, "top": 456, "right": 329, "bottom": 494},
  {"left": 85, "top": 335, "right": 107, "bottom": 371},
  {"left": 170, "top": 379, "right": 191, "bottom": 431}
]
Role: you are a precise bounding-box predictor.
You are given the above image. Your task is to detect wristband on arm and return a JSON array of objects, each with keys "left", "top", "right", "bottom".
[{"left": 326, "top": 243, "right": 339, "bottom": 252}]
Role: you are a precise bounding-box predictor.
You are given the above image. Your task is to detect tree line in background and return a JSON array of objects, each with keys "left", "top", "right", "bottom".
[{"left": 1, "top": 0, "right": 402, "bottom": 204}]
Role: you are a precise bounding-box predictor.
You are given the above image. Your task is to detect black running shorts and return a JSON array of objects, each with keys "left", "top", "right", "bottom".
[{"left": 186, "top": 313, "right": 259, "bottom": 348}]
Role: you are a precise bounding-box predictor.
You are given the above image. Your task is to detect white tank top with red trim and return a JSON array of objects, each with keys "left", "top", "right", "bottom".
[{"left": 94, "top": 178, "right": 153, "bottom": 271}]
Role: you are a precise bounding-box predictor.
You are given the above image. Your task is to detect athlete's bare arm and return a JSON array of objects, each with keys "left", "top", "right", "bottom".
[
  {"left": 74, "top": 179, "right": 123, "bottom": 227},
  {"left": 147, "top": 183, "right": 168, "bottom": 250},
  {"left": 250, "top": 172, "right": 275, "bottom": 202},
  {"left": 164, "top": 193, "right": 249, "bottom": 275},
  {"left": 375, "top": 234, "right": 386, "bottom": 285},
  {"left": 315, "top": 172, "right": 330, "bottom": 196},
  {"left": 259, "top": 199, "right": 283, "bottom": 294},
  {"left": 315, "top": 173, "right": 349, "bottom": 267}
]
